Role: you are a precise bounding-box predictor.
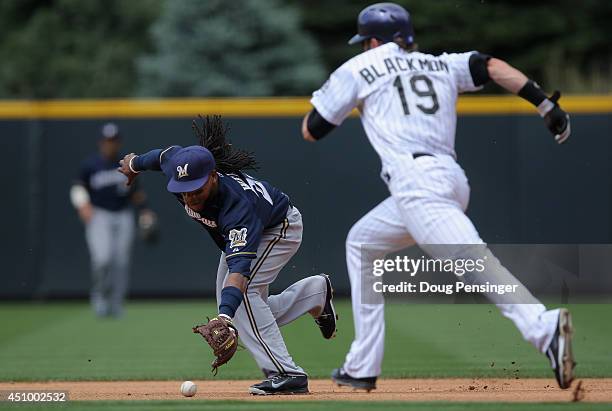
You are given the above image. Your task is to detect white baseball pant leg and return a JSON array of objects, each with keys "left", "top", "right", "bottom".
[
  {"left": 343, "top": 197, "right": 416, "bottom": 378},
  {"left": 343, "top": 154, "right": 559, "bottom": 378}
]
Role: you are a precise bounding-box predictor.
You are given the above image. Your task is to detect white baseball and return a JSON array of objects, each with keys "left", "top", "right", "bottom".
[{"left": 180, "top": 380, "right": 197, "bottom": 397}]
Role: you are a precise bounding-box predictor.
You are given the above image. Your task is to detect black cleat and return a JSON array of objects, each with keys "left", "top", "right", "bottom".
[
  {"left": 249, "top": 374, "right": 309, "bottom": 395},
  {"left": 331, "top": 367, "right": 377, "bottom": 392},
  {"left": 546, "top": 308, "right": 575, "bottom": 389},
  {"left": 315, "top": 274, "right": 338, "bottom": 339}
]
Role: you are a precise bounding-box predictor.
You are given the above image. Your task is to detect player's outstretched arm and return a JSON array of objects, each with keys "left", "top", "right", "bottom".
[
  {"left": 486, "top": 58, "right": 528, "bottom": 94},
  {"left": 117, "top": 148, "right": 166, "bottom": 186},
  {"left": 487, "top": 58, "right": 571, "bottom": 144}
]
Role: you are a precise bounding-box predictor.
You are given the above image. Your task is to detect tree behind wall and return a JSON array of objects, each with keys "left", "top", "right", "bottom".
[
  {"left": 0, "top": 0, "right": 162, "bottom": 99},
  {"left": 137, "top": 0, "right": 325, "bottom": 97},
  {"left": 297, "top": 0, "right": 612, "bottom": 93}
]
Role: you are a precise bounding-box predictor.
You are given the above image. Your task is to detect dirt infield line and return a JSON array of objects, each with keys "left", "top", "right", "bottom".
[{"left": 1, "top": 378, "right": 610, "bottom": 402}]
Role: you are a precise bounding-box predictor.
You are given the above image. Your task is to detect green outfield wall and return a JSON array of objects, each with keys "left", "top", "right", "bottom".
[{"left": 1, "top": 96, "right": 611, "bottom": 298}]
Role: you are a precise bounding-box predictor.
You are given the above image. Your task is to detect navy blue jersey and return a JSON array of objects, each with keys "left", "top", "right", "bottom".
[
  {"left": 134, "top": 146, "right": 290, "bottom": 278},
  {"left": 79, "top": 153, "right": 134, "bottom": 211}
]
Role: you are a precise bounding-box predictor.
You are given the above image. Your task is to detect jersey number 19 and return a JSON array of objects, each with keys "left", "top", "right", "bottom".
[{"left": 392, "top": 74, "right": 439, "bottom": 115}]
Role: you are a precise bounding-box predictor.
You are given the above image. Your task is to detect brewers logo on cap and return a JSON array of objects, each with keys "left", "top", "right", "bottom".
[{"left": 177, "top": 164, "right": 189, "bottom": 179}]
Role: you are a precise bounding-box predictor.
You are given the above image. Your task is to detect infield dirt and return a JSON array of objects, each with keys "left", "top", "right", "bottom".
[{"left": 1, "top": 378, "right": 610, "bottom": 402}]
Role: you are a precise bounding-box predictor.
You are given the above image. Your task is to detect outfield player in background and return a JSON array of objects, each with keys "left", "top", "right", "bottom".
[
  {"left": 117, "top": 115, "right": 337, "bottom": 395},
  {"left": 70, "top": 123, "right": 155, "bottom": 318},
  {"left": 302, "top": 3, "right": 574, "bottom": 390}
]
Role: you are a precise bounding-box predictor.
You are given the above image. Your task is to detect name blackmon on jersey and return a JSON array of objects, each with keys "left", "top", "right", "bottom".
[{"left": 359, "top": 56, "right": 450, "bottom": 85}]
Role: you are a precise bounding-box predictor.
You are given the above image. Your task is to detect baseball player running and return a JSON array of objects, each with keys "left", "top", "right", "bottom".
[
  {"left": 302, "top": 3, "right": 574, "bottom": 390},
  {"left": 118, "top": 115, "right": 337, "bottom": 395}
]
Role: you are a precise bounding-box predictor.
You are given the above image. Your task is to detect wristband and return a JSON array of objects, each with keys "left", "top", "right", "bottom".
[
  {"left": 518, "top": 80, "right": 547, "bottom": 107},
  {"left": 218, "top": 314, "right": 232, "bottom": 322},
  {"left": 128, "top": 155, "right": 140, "bottom": 174},
  {"left": 70, "top": 184, "right": 90, "bottom": 208}
]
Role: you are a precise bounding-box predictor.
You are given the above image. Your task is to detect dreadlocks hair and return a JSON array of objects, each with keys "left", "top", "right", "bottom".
[{"left": 192, "top": 114, "right": 258, "bottom": 174}]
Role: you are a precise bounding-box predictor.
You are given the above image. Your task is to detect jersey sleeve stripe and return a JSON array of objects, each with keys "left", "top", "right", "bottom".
[
  {"left": 159, "top": 145, "right": 176, "bottom": 163},
  {"left": 225, "top": 251, "right": 257, "bottom": 259}
]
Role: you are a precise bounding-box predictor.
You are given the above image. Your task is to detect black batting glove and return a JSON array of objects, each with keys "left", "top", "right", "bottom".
[{"left": 538, "top": 91, "right": 571, "bottom": 144}]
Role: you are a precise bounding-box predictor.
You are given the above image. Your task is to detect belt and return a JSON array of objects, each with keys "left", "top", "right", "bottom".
[{"left": 383, "top": 153, "right": 433, "bottom": 183}]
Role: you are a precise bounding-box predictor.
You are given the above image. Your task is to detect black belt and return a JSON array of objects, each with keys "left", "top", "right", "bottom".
[{"left": 383, "top": 153, "right": 433, "bottom": 183}]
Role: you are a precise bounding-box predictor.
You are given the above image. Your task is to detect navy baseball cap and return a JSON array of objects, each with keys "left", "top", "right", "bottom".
[
  {"left": 167, "top": 146, "right": 216, "bottom": 193},
  {"left": 348, "top": 3, "right": 415, "bottom": 46}
]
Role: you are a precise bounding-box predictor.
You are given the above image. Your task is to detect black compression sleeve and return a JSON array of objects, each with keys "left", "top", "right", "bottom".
[
  {"left": 468, "top": 53, "right": 492, "bottom": 87},
  {"left": 218, "top": 286, "right": 244, "bottom": 318},
  {"left": 306, "top": 108, "right": 336, "bottom": 140}
]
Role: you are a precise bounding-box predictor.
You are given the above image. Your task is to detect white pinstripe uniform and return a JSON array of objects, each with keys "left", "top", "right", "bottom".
[{"left": 311, "top": 42, "right": 560, "bottom": 378}]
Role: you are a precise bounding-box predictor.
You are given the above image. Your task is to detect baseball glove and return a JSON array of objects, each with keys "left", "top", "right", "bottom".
[{"left": 192, "top": 316, "right": 238, "bottom": 375}]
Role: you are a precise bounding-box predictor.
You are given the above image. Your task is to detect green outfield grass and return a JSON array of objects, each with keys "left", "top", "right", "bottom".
[
  {"left": 0, "top": 401, "right": 610, "bottom": 411},
  {"left": 0, "top": 300, "right": 610, "bottom": 381}
]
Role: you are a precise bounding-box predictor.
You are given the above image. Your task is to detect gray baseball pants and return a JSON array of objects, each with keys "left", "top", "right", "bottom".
[
  {"left": 216, "top": 206, "right": 328, "bottom": 377},
  {"left": 85, "top": 207, "right": 134, "bottom": 317}
]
